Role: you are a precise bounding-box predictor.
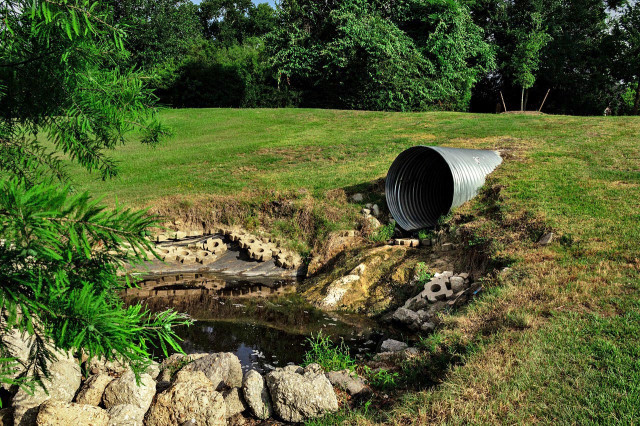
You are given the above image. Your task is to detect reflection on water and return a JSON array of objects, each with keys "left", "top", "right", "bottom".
[
  {"left": 126, "top": 272, "right": 385, "bottom": 373},
  {"left": 172, "top": 320, "right": 380, "bottom": 374}
]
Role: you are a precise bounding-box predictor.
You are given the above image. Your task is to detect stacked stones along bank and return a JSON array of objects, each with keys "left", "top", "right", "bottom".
[
  {"left": 148, "top": 226, "right": 302, "bottom": 270},
  {"left": 0, "top": 327, "right": 340, "bottom": 425}
]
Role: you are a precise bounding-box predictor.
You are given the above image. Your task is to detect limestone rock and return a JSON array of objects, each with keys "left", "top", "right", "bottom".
[
  {"left": 0, "top": 328, "right": 31, "bottom": 383},
  {"left": 102, "top": 370, "right": 155, "bottom": 412},
  {"left": 36, "top": 400, "right": 108, "bottom": 426},
  {"left": 321, "top": 275, "right": 360, "bottom": 308},
  {"left": 106, "top": 404, "right": 145, "bottom": 426},
  {"left": 325, "top": 370, "right": 371, "bottom": 397},
  {"left": 449, "top": 276, "right": 465, "bottom": 292},
  {"left": 13, "top": 359, "right": 81, "bottom": 426},
  {"left": 75, "top": 373, "right": 114, "bottom": 406},
  {"left": 183, "top": 352, "right": 242, "bottom": 391},
  {"left": 366, "top": 216, "right": 381, "bottom": 229},
  {"left": 421, "top": 322, "right": 435, "bottom": 332},
  {"left": 87, "top": 356, "right": 129, "bottom": 376},
  {"left": 223, "top": 388, "right": 247, "bottom": 418},
  {"left": 145, "top": 361, "right": 160, "bottom": 380},
  {"left": 265, "top": 364, "right": 338, "bottom": 423},
  {"left": 145, "top": 370, "right": 225, "bottom": 426},
  {"left": 351, "top": 193, "right": 364, "bottom": 202},
  {"left": 242, "top": 370, "right": 272, "bottom": 420},
  {"left": 380, "top": 339, "right": 408, "bottom": 353}
]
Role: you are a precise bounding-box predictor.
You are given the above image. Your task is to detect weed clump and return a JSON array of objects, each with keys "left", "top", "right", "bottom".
[
  {"left": 302, "top": 332, "right": 357, "bottom": 372},
  {"left": 370, "top": 220, "right": 395, "bottom": 243}
]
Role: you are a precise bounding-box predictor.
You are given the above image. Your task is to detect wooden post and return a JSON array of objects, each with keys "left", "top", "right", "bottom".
[
  {"left": 538, "top": 89, "right": 551, "bottom": 112},
  {"left": 500, "top": 91, "right": 507, "bottom": 113}
]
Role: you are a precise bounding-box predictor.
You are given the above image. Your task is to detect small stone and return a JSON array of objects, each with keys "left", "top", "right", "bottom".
[
  {"left": 242, "top": 370, "right": 273, "bottom": 420},
  {"left": 421, "top": 322, "right": 435, "bottom": 332},
  {"left": 75, "top": 373, "right": 114, "bottom": 406},
  {"left": 325, "top": 370, "right": 371, "bottom": 398},
  {"left": 351, "top": 193, "right": 364, "bottom": 202},
  {"left": 380, "top": 339, "right": 407, "bottom": 353},
  {"left": 538, "top": 232, "right": 554, "bottom": 245},
  {"left": 367, "top": 216, "right": 382, "bottom": 229},
  {"left": 361, "top": 208, "right": 372, "bottom": 216},
  {"left": 449, "top": 276, "right": 465, "bottom": 292},
  {"left": 13, "top": 359, "right": 81, "bottom": 426},
  {"left": 372, "top": 204, "right": 380, "bottom": 217}
]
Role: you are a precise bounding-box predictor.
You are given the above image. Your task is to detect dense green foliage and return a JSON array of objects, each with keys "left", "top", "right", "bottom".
[
  {"left": 0, "top": 0, "right": 167, "bottom": 182},
  {"left": 0, "top": 0, "right": 189, "bottom": 391},
  {"left": 613, "top": 2, "right": 640, "bottom": 114},
  {"left": 105, "top": 0, "right": 202, "bottom": 69},
  {"left": 0, "top": 179, "right": 189, "bottom": 388},
  {"left": 267, "top": 0, "right": 494, "bottom": 111},
  {"left": 83, "top": 0, "right": 638, "bottom": 114}
]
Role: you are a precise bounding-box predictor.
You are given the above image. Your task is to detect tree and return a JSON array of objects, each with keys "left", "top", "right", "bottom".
[
  {"left": 471, "top": 0, "right": 618, "bottom": 115},
  {"left": 0, "top": 0, "right": 189, "bottom": 393},
  {"left": 198, "top": 0, "right": 255, "bottom": 45},
  {"left": 510, "top": 11, "right": 551, "bottom": 110},
  {"left": 105, "top": 0, "right": 202, "bottom": 69},
  {"left": 268, "top": 0, "right": 494, "bottom": 111},
  {"left": 614, "top": 2, "right": 640, "bottom": 114}
]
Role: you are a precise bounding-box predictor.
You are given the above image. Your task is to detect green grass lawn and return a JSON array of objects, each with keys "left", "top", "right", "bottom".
[{"left": 69, "top": 108, "right": 640, "bottom": 424}]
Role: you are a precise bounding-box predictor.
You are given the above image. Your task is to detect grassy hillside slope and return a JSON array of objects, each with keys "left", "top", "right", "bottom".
[{"left": 69, "top": 109, "right": 640, "bottom": 424}]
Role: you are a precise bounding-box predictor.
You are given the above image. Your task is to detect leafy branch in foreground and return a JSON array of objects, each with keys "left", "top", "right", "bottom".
[
  {"left": 0, "top": 178, "right": 192, "bottom": 392},
  {"left": 0, "top": 0, "right": 169, "bottom": 184}
]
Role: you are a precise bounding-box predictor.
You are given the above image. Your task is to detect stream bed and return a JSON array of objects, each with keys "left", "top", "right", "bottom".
[{"left": 123, "top": 270, "right": 392, "bottom": 373}]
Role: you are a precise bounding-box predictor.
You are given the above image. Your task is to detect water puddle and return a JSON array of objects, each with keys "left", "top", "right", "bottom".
[{"left": 124, "top": 271, "right": 388, "bottom": 373}]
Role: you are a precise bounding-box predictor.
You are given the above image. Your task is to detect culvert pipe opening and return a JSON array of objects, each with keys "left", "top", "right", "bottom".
[{"left": 385, "top": 146, "right": 503, "bottom": 231}]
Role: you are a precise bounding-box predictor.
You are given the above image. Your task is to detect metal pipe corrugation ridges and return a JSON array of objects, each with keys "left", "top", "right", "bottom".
[{"left": 385, "top": 146, "right": 502, "bottom": 231}]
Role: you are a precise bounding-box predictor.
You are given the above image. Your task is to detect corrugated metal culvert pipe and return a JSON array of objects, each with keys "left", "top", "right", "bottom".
[{"left": 385, "top": 146, "right": 503, "bottom": 231}]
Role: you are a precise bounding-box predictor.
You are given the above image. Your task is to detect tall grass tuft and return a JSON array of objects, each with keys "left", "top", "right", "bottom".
[{"left": 302, "top": 332, "right": 357, "bottom": 372}]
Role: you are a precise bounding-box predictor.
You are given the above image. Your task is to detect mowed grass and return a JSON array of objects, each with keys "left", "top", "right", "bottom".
[{"left": 67, "top": 108, "right": 640, "bottom": 424}]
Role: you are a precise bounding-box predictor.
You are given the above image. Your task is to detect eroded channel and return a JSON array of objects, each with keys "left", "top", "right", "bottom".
[{"left": 123, "top": 269, "right": 390, "bottom": 374}]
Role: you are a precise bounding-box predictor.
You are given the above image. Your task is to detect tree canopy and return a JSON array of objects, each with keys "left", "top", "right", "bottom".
[{"left": 267, "top": 0, "right": 494, "bottom": 111}]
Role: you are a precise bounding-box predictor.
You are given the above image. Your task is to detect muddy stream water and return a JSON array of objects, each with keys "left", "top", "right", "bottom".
[{"left": 123, "top": 241, "right": 394, "bottom": 374}]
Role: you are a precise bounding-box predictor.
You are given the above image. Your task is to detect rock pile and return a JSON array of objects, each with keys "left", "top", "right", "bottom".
[
  {"left": 393, "top": 271, "right": 474, "bottom": 330},
  {"left": 5, "top": 349, "right": 341, "bottom": 425}
]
